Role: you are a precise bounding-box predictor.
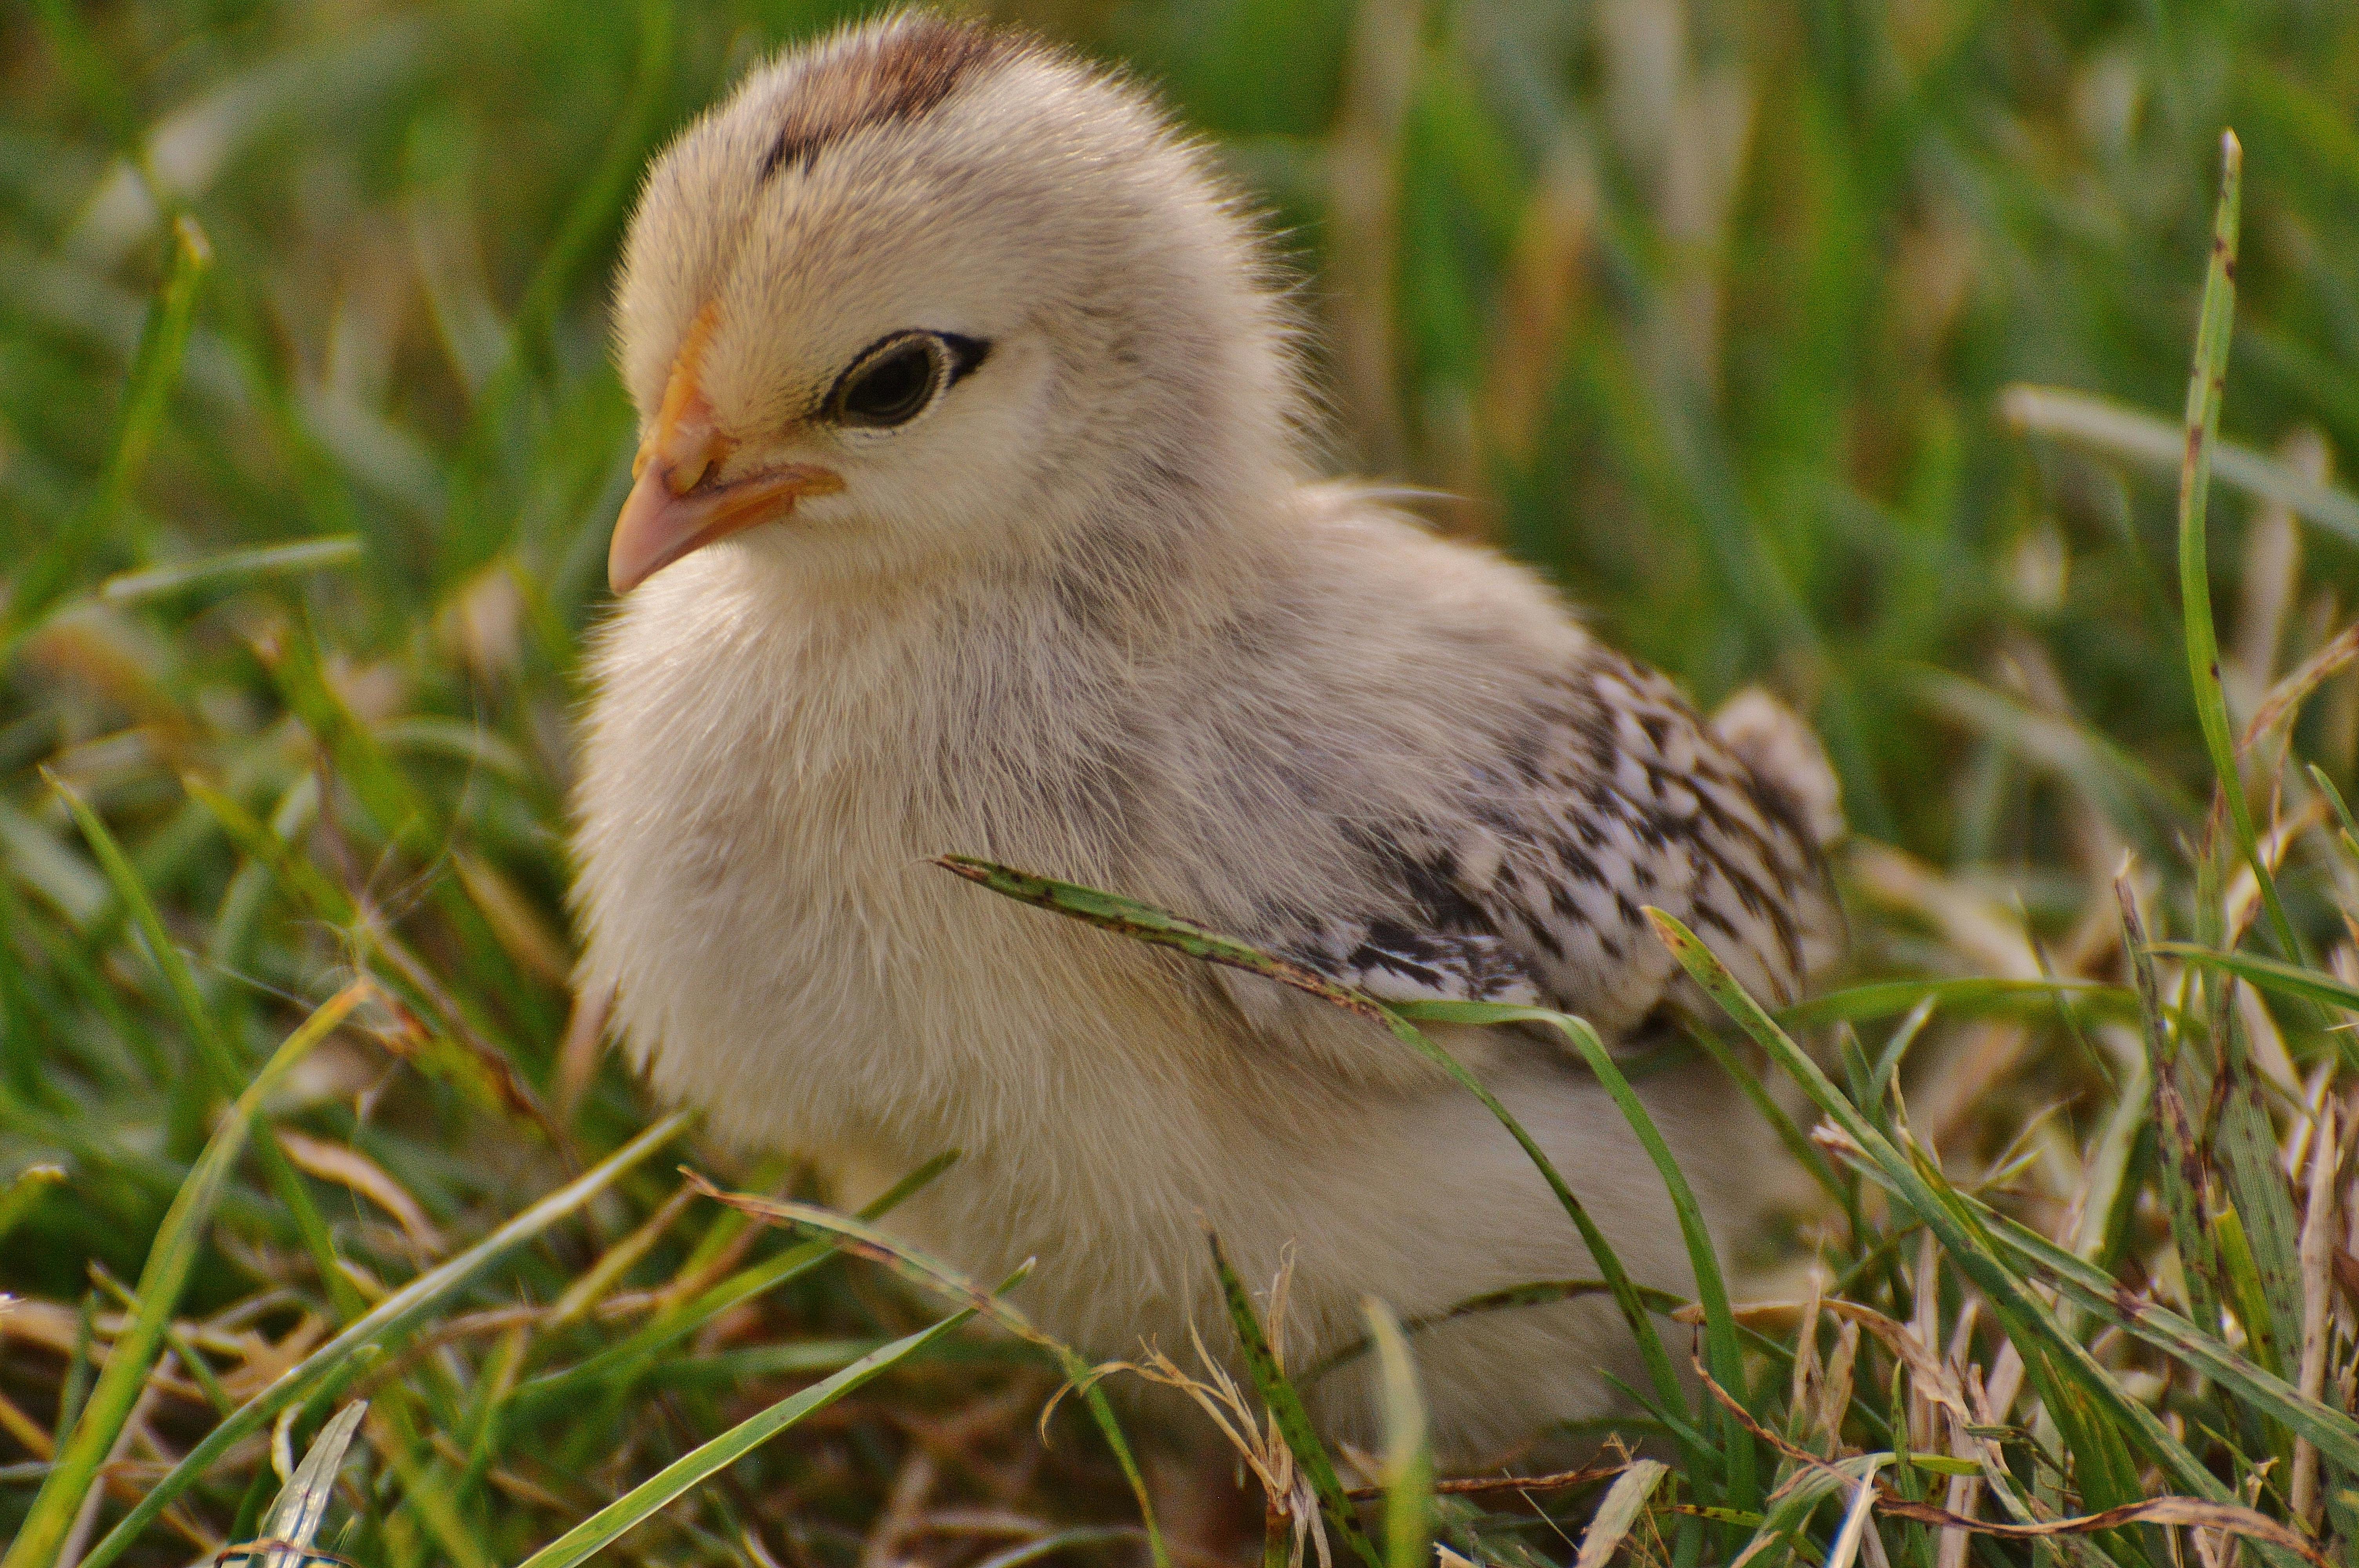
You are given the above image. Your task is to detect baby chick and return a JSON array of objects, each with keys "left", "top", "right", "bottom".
[{"left": 573, "top": 11, "right": 1843, "bottom": 1463}]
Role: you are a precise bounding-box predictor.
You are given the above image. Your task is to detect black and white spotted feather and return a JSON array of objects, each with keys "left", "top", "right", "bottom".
[{"left": 1276, "top": 646, "right": 1842, "bottom": 1034}]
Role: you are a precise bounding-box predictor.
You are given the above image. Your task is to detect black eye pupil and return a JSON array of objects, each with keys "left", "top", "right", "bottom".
[{"left": 839, "top": 340, "right": 940, "bottom": 425}]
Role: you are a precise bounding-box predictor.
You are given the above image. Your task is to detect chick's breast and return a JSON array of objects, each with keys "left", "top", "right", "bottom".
[{"left": 571, "top": 488, "right": 1837, "bottom": 1464}]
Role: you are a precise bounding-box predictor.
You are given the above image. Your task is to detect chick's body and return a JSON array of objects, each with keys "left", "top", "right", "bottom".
[{"left": 574, "top": 12, "right": 1841, "bottom": 1463}]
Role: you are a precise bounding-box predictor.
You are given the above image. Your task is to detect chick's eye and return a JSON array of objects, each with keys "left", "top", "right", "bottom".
[{"left": 831, "top": 336, "right": 945, "bottom": 428}]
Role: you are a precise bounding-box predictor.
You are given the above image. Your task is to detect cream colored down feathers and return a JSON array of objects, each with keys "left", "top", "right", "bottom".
[{"left": 573, "top": 12, "right": 1843, "bottom": 1464}]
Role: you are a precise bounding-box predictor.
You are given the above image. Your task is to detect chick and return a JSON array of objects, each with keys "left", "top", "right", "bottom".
[{"left": 572, "top": 11, "right": 1843, "bottom": 1464}]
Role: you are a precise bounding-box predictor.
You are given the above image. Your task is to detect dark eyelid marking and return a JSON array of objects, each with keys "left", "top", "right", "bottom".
[{"left": 940, "top": 334, "right": 991, "bottom": 383}]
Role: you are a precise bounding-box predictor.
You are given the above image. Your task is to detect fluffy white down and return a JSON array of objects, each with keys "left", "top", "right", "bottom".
[
  {"left": 574, "top": 12, "right": 1821, "bottom": 1465},
  {"left": 576, "top": 513, "right": 1781, "bottom": 1460}
]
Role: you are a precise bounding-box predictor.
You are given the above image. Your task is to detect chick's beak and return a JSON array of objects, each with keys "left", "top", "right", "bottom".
[
  {"left": 607, "top": 454, "right": 845, "bottom": 594},
  {"left": 608, "top": 303, "right": 845, "bottom": 593}
]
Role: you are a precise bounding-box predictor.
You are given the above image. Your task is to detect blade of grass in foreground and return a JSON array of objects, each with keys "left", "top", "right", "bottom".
[
  {"left": 1958, "top": 1195, "right": 2359, "bottom": 1472},
  {"left": 936, "top": 856, "right": 1700, "bottom": 1470},
  {"left": 1573, "top": 1458, "right": 1669, "bottom": 1568},
  {"left": 4, "top": 215, "right": 211, "bottom": 648},
  {"left": 1209, "top": 1231, "right": 1383, "bottom": 1568},
  {"left": 249, "top": 1398, "right": 369, "bottom": 1568},
  {"left": 2175, "top": 131, "right": 2301, "bottom": 967},
  {"left": 507, "top": 1314, "right": 972, "bottom": 1568},
  {"left": 1819, "top": 1138, "right": 2359, "bottom": 1476},
  {"left": 1310, "top": 1277, "right": 1774, "bottom": 1381},
  {"left": 2117, "top": 888, "right": 2226, "bottom": 1361},
  {"left": 100, "top": 535, "right": 365, "bottom": 604},
  {"left": 1648, "top": 906, "right": 2316, "bottom": 1568},
  {"left": 52, "top": 769, "right": 363, "bottom": 1319},
  {"left": 2150, "top": 943, "right": 2359, "bottom": 1017},
  {"left": 0, "top": 980, "right": 368, "bottom": 1568},
  {"left": 1395, "top": 998, "right": 1757, "bottom": 1517},
  {"left": 1364, "top": 1299, "right": 1432, "bottom": 1568},
  {"left": 937, "top": 855, "right": 1376, "bottom": 1014},
  {"left": 2310, "top": 764, "right": 2359, "bottom": 859},
  {"left": 2166, "top": 127, "right": 2316, "bottom": 1418},
  {"left": 1999, "top": 384, "right": 2359, "bottom": 550},
  {"left": 511, "top": 1151, "right": 958, "bottom": 1408},
  {"left": 76, "top": 1109, "right": 698, "bottom": 1568},
  {"left": 683, "top": 1175, "right": 1172, "bottom": 1568},
  {"left": 1776, "top": 976, "right": 2140, "bottom": 1030},
  {"left": 0, "top": 1164, "right": 65, "bottom": 1247}
]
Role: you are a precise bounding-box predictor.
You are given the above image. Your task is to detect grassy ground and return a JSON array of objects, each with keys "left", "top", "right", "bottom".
[{"left": 8, "top": 1, "right": 2359, "bottom": 1566}]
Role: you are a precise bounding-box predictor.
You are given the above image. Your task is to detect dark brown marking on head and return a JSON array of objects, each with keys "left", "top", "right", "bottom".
[{"left": 759, "top": 15, "right": 1016, "bottom": 183}]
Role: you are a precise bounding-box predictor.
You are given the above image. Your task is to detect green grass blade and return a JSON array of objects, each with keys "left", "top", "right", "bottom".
[
  {"left": 54, "top": 765, "right": 253, "bottom": 1066},
  {"left": 181, "top": 773, "right": 356, "bottom": 924},
  {"left": 5, "top": 216, "right": 211, "bottom": 643},
  {"left": 2001, "top": 383, "right": 2359, "bottom": 552},
  {"left": 507, "top": 1314, "right": 972, "bottom": 1568},
  {"left": 0, "top": 981, "right": 367, "bottom": 1568},
  {"left": 2117, "top": 897, "right": 2227, "bottom": 1343},
  {"left": 1953, "top": 1196, "right": 2359, "bottom": 1476},
  {"left": 1209, "top": 1231, "right": 1383, "bottom": 1568},
  {"left": 100, "top": 536, "right": 365, "bottom": 605},
  {"left": 0, "top": 1163, "right": 65, "bottom": 1248},
  {"left": 683, "top": 1176, "right": 1171, "bottom": 1568},
  {"left": 2208, "top": 1015, "right": 2307, "bottom": 1385},
  {"left": 1868, "top": 1000, "right": 1937, "bottom": 1115},
  {"left": 1573, "top": 1458, "right": 1670, "bottom": 1568},
  {"left": 940, "top": 857, "right": 1699, "bottom": 1456},
  {"left": 680, "top": 1178, "right": 1041, "bottom": 1339},
  {"left": 511, "top": 1152, "right": 957, "bottom": 1408},
  {"left": 937, "top": 856, "right": 1383, "bottom": 1018},
  {"left": 1777, "top": 977, "right": 2140, "bottom": 1030},
  {"left": 1384, "top": 1018, "right": 1693, "bottom": 1434},
  {"left": 1685, "top": 1021, "right": 1853, "bottom": 1219},
  {"left": 1397, "top": 998, "right": 1757, "bottom": 1514},
  {"left": 2151, "top": 943, "right": 2359, "bottom": 1016},
  {"left": 1645, "top": 907, "right": 2285, "bottom": 1526},
  {"left": 2174, "top": 131, "right": 2300, "bottom": 966},
  {"left": 2212, "top": 1201, "right": 2284, "bottom": 1381},
  {"left": 75, "top": 1110, "right": 697, "bottom": 1568},
  {"left": 1310, "top": 1278, "right": 1801, "bottom": 1381},
  {"left": 247, "top": 1398, "right": 369, "bottom": 1568},
  {"left": 2305, "top": 764, "right": 2359, "bottom": 864},
  {"left": 91, "top": 218, "right": 209, "bottom": 490},
  {"left": 51, "top": 770, "right": 362, "bottom": 1318},
  {"left": 1363, "top": 1299, "right": 1432, "bottom": 1568}
]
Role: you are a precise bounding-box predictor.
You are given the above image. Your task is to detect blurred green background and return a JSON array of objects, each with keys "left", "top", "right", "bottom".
[
  {"left": 11, "top": 0, "right": 2359, "bottom": 875},
  {"left": 7, "top": 0, "right": 2359, "bottom": 1558}
]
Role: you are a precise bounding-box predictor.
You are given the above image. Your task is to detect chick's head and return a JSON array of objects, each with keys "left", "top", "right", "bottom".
[{"left": 607, "top": 11, "right": 1303, "bottom": 595}]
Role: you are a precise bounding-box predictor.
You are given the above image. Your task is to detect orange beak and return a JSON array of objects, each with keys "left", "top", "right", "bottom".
[{"left": 609, "top": 304, "right": 845, "bottom": 593}]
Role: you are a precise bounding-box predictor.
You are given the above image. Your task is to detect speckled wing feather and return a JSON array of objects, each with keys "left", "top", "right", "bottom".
[
  {"left": 1283, "top": 647, "right": 1843, "bottom": 1034},
  {"left": 1298, "top": 924, "right": 1547, "bottom": 1007}
]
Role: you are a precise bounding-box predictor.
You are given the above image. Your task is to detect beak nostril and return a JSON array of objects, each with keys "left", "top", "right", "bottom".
[{"left": 656, "top": 433, "right": 741, "bottom": 498}]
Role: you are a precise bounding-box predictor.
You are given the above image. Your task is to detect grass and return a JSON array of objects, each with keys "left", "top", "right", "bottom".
[{"left": 11, "top": 1, "right": 2359, "bottom": 1566}]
